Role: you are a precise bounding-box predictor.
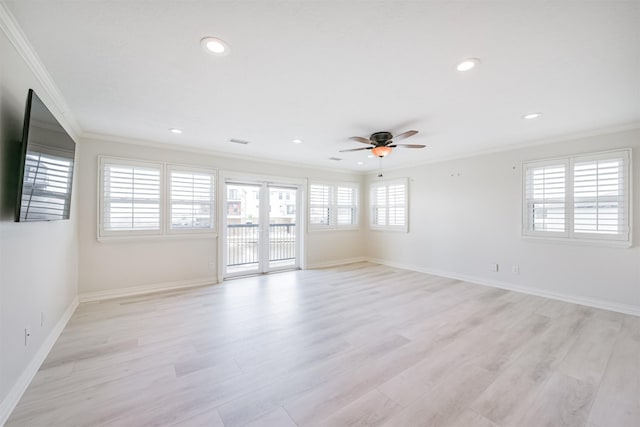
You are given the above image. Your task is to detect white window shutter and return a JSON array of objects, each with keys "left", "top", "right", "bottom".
[
  {"left": 524, "top": 161, "right": 567, "bottom": 236},
  {"left": 573, "top": 151, "right": 630, "bottom": 240},
  {"left": 309, "top": 182, "right": 360, "bottom": 229},
  {"left": 102, "top": 162, "right": 161, "bottom": 232},
  {"left": 309, "top": 183, "right": 332, "bottom": 226},
  {"left": 169, "top": 168, "right": 215, "bottom": 231},
  {"left": 522, "top": 148, "right": 631, "bottom": 245},
  {"left": 370, "top": 179, "right": 408, "bottom": 231},
  {"left": 336, "top": 186, "right": 358, "bottom": 226}
]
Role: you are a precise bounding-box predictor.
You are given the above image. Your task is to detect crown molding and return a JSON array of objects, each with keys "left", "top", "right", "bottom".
[
  {"left": 369, "top": 121, "right": 640, "bottom": 177},
  {"left": 81, "top": 131, "right": 364, "bottom": 177},
  {"left": 0, "top": 1, "right": 82, "bottom": 142}
]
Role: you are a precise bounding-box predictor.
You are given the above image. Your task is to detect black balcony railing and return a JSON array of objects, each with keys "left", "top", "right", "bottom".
[{"left": 227, "top": 223, "right": 296, "bottom": 266}]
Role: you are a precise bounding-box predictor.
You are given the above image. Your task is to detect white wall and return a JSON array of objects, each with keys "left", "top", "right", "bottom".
[
  {"left": 365, "top": 129, "right": 640, "bottom": 313},
  {"left": 76, "top": 137, "right": 365, "bottom": 296},
  {"left": 0, "top": 26, "right": 78, "bottom": 418}
]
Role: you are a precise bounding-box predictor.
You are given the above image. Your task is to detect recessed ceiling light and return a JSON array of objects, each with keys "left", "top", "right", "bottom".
[
  {"left": 200, "top": 37, "right": 229, "bottom": 56},
  {"left": 292, "top": 139, "right": 303, "bottom": 144},
  {"left": 523, "top": 112, "right": 542, "bottom": 120},
  {"left": 169, "top": 128, "right": 182, "bottom": 134},
  {"left": 367, "top": 154, "right": 374, "bottom": 158},
  {"left": 456, "top": 58, "right": 479, "bottom": 72},
  {"left": 357, "top": 161, "right": 364, "bottom": 165}
]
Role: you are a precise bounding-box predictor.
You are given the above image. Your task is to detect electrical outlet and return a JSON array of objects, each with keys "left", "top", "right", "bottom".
[
  {"left": 41, "top": 312, "right": 45, "bottom": 327},
  {"left": 24, "top": 328, "right": 31, "bottom": 346},
  {"left": 208, "top": 262, "right": 216, "bottom": 270},
  {"left": 512, "top": 266, "right": 520, "bottom": 275}
]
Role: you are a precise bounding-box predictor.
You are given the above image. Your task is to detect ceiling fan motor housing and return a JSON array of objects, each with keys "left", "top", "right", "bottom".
[{"left": 370, "top": 131, "right": 393, "bottom": 145}]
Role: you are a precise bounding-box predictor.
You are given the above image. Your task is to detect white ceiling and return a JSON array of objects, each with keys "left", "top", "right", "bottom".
[{"left": 5, "top": 0, "right": 640, "bottom": 172}]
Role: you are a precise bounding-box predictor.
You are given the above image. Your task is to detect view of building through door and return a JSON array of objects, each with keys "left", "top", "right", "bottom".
[{"left": 225, "top": 182, "right": 298, "bottom": 277}]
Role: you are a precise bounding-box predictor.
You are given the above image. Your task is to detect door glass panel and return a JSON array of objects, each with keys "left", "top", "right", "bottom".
[
  {"left": 269, "top": 186, "right": 297, "bottom": 270},
  {"left": 226, "top": 183, "right": 261, "bottom": 275}
]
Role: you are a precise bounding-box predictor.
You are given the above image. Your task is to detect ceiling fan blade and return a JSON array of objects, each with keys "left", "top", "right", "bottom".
[
  {"left": 396, "top": 144, "right": 426, "bottom": 148},
  {"left": 349, "top": 136, "right": 373, "bottom": 144},
  {"left": 339, "top": 147, "right": 372, "bottom": 152},
  {"left": 393, "top": 130, "right": 418, "bottom": 141}
]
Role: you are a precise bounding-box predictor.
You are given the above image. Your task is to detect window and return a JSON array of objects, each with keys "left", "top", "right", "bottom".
[
  {"left": 168, "top": 166, "right": 215, "bottom": 232},
  {"left": 308, "top": 182, "right": 359, "bottom": 230},
  {"left": 523, "top": 149, "right": 631, "bottom": 245},
  {"left": 99, "top": 157, "right": 216, "bottom": 239},
  {"left": 370, "top": 178, "right": 408, "bottom": 232},
  {"left": 524, "top": 160, "right": 567, "bottom": 236},
  {"left": 101, "top": 159, "right": 161, "bottom": 235}
]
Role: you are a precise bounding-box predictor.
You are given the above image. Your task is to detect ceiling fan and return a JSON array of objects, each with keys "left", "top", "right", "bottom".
[{"left": 340, "top": 130, "right": 425, "bottom": 157}]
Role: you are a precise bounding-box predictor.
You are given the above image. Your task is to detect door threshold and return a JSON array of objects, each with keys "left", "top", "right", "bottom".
[{"left": 223, "top": 267, "right": 300, "bottom": 281}]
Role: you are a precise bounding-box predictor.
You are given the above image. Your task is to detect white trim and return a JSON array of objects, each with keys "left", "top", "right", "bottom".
[
  {"left": 0, "top": 296, "right": 79, "bottom": 426},
  {"left": 366, "top": 258, "right": 640, "bottom": 317},
  {"left": 97, "top": 232, "right": 217, "bottom": 243},
  {"left": 79, "top": 277, "right": 217, "bottom": 303},
  {"left": 0, "top": 2, "right": 82, "bottom": 141},
  {"left": 305, "top": 256, "right": 368, "bottom": 270}
]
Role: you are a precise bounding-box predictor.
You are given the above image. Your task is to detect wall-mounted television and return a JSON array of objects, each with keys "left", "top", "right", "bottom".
[{"left": 15, "top": 89, "right": 76, "bottom": 222}]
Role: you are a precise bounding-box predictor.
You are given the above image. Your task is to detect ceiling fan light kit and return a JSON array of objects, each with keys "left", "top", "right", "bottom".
[{"left": 371, "top": 146, "right": 392, "bottom": 157}]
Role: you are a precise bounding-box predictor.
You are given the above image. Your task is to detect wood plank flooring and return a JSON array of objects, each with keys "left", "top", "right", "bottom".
[{"left": 6, "top": 263, "right": 640, "bottom": 427}]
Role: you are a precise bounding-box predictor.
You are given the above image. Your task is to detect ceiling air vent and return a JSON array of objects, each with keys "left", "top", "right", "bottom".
[
  {"left": 328, "top": 157, "right": 342, "bottom": 161},
  {"left": 229, "top": 138, "right": 250, "bottom": 145}
]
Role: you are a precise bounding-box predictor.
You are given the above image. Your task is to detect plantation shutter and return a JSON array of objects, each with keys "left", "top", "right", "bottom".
[
  {"left": 573, "top": 151, "right": 629, "bottom": 240},
  {"left": 102, "top": 161, "right": 161, "bottom": 232},
  {"left": 372, "top": 185, "right": 387, "bottom": 226},
  {"left": 336, "top": 186, "right": 358, "bottom": 226},
  {"left": 309, "top": 183, "right": 332, "bottom": 226},
  {"left": 388, "top": 183, "right": 406, "bottom": 227},
  {"left": 524, "top": 161, "right": 567, "bottom": 236},
  {"left": 370, "top": 179, "right": 408, "bottom": 231},
  {"left": 169, "top": 168, "right": 215, "bottom": 230}
]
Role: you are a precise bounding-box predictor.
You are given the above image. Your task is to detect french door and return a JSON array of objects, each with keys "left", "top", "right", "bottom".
[{"left": 224, "top": 180, "right": 300, "bottom": 278}]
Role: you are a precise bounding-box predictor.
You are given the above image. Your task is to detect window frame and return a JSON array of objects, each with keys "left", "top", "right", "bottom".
[
  {"left": 522, "top": 158, "right": 569, "bottom": 238},
  {"left": 166, "top": 164, "right": 216, "bottom": 235},
  {"left": 522, "top": 148, "right": 632, "bottom": 247},
  {"left": 369, "top": 178, "right": 409, "bottom": 232},
  {"left": 307, "top": 181, "right": 360, "bottom": 231},
  {"left": 98, "top": 156, "right": 217, "bottom": 241}
]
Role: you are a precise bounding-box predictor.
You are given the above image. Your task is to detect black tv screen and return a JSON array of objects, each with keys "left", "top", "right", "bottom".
[{"left": 15, "top": 89, "right": 76, "bottom": 221}]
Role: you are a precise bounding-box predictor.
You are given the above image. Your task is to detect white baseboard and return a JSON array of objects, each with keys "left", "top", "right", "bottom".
[
  {"left": 306, "top": 256, "right": 368, "bottom": 270},
  {"left": 79, "top": 277, "right": 218, "bottom": 303},
  {"left": 367, "top": 257, "right": 640, "bottom": 317},
  {"left": 0, "top": 296, "right": 79, "bottom": 426}
]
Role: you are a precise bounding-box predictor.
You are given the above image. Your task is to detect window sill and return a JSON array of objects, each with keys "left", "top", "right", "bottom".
[
  {"left": 308, "top": 227, "right": 360, "bottom": 233},
  {"left": 98, "top": 232, "right": 218, "bottom": 243},
  {"left": 369, "top": 227, "right": 408, "bottom": 233},
  {"left": 521, "top": 235, "right": 632, "bottom": 249}
]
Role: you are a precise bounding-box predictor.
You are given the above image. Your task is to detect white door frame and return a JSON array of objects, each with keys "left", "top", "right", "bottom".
[{"left": 218, "top": 171, "right": 306, "bottom": 281}]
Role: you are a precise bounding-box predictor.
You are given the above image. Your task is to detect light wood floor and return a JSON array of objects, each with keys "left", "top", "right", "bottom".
[{"left": 7, "top": 263, "right": 640, "bottom": 427}]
